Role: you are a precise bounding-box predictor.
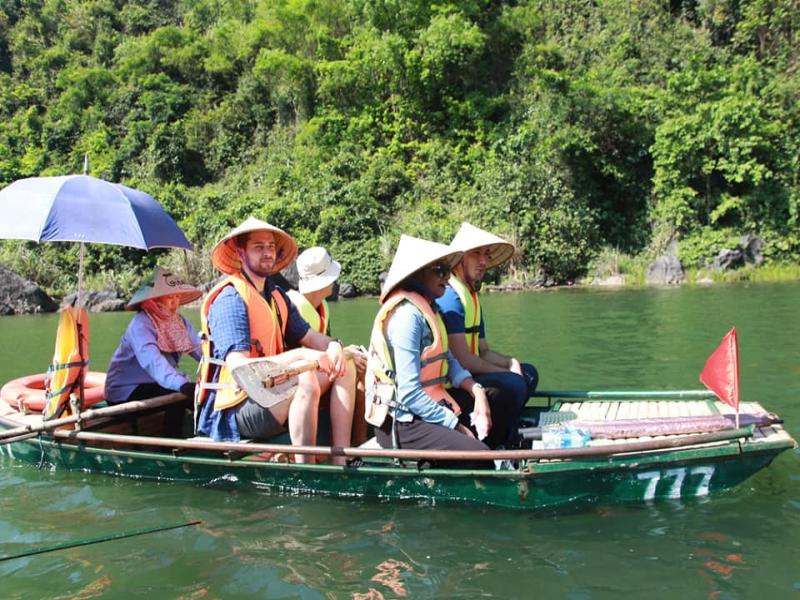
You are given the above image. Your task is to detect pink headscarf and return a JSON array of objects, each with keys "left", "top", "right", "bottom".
[{"left": 141, "top": 299, "right": 196, "bottom": 353}]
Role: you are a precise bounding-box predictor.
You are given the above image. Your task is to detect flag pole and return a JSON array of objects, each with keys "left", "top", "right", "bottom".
[{"left": 733, "top": 328, "right": 740, "bottom": 429}]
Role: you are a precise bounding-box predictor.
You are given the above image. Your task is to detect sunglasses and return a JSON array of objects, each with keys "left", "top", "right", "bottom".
[{"left": 427, "top": 262, "right": 452, "bottom": 278}]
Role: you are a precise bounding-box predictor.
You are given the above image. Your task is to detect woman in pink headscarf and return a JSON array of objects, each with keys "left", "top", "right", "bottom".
[{"left": 105, "top": 267, "right": 202, "bottom": 436}]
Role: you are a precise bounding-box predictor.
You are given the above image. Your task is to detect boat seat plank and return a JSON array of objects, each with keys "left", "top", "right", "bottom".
[
  {"left": 714, "top": 401, "right": 735, "bottom": 415},
  {"left": 614, "top": 401, "right": 626, "bottom": 420},
  {"left": 656, "top": 400, "right": 668, "bottom": 419},
  {"left": 606, "top": 401, "right": 620, "bottom": 421},
  {"left": 618, "top": 401, "right": 632, "bottom": 420},
  {"left": 647, "top": 401, "right": 658, "bottom": 419}
]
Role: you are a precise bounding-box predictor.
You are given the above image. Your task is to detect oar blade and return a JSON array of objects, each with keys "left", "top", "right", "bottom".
[{"left": 231, "top": 359, "right": 299, "bottom": 408}]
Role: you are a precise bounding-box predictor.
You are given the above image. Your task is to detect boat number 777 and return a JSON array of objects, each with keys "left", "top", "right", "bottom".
[{"left": 635, "top": 466, "right": 715, "bottom": 500}]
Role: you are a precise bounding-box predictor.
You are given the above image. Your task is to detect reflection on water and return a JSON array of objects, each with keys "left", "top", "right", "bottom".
[{"left": 1, "top": 282, "right": 799, "bottom": 598}]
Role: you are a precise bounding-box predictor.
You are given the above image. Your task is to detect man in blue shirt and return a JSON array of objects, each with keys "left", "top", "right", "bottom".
[
  {"left": 436, "top": 223, "right": 539, "bottom": 445},
  {"left": 196, "top": 217, "right": 353, "bottom": 464}
]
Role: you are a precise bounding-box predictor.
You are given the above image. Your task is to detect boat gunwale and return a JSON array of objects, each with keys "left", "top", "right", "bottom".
[{"left": 2, "top": 428, "right": 792, "bottom": 479}]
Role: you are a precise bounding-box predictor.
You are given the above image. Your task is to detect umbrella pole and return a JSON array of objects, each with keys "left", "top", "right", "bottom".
[{"left": 77, "top": 241, "right": 85, "bottom": 308}]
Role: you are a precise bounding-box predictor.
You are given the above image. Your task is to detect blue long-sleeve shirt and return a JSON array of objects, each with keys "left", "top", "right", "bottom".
[
  {"left": 104, "top": 311, "right": 201, "bottom": 404},
  {"left": 386, "top": 301, "right": 471, "bottom": 429}
]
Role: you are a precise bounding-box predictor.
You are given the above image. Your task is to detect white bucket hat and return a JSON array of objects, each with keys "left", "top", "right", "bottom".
[
  {"left": 210, "top": 217, "right": 298, "bottom": 276},
  {"left": 126, "top": 266, "right": 202, "bottom": 310},
  {"left": 380, "top": 235, "right": 463, "bottom": 303},
  {"left": 296, "top": 247, "right": 341, "bottom": 294},
  {"left": 450, "top": 222, "right": 515, "bottom": 269}
]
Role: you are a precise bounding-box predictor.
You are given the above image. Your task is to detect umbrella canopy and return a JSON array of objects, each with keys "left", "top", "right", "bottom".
[{"left": 0, "top": 175, "right": 191, "bottom": 250}]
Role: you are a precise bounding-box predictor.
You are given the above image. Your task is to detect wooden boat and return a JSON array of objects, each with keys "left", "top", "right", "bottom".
[{"left": 0, "top": 389, "right": 795, "bottom": 510}]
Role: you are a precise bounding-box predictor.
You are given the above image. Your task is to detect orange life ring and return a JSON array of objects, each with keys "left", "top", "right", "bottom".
[{"left": 0, "top": 371, "right": 106, "bottom": 413}]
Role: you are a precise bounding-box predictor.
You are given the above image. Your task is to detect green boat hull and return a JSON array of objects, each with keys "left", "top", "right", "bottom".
[{"left": 0, "top": 433, "right": 790, "bottom": 510}]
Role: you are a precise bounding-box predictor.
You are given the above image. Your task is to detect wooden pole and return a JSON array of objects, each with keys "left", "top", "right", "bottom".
[
  {"left": 48, "top": 426, "right": 754, "bottom": 462},
  {"left": 0, "top": 393, "right": 185, "bottom": 443}
]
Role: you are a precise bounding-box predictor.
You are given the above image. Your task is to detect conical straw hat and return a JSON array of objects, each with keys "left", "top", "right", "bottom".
[
  {"left": 126, "top": 266, "right": 202, "bottom": 310},
  {"left": 449, "top": 222, "right": 515, "bottom": 269},
  {"left": 380, "top": 235, "right": 463, "bottom": 303},
  {"left": 210, "top": 217, "right": 298, "bottom": 275}
]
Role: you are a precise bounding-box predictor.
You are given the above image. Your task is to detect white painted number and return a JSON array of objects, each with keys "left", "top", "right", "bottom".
[{"left": 636, "top": 466, "right": 716, "bottom": 500}]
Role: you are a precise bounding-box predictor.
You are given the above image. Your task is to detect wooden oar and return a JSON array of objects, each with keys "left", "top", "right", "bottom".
[
  {"left": 232, "top": 350, "right": 357, "bottom": 408},
  {"left": 0, "top": 392, "right": 185, "bottom": 444}
]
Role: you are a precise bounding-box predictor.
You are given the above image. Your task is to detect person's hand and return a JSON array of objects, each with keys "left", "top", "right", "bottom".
[
  {"left": 346, "top": 344, "right": 368, "bottom": 373},
  {"left": 179, "top": 382, "right": 196, "bottom": 400},
  {"left": 315, "top": 349, "right": 336, "bottom": 380},
  {"left": 326, "top": 340, "right": 347, "bottom": 378},
  {"left": 455, "top": 423, "right": 476, "bottom": 438},
  {"left": 509, "top": 357, "right": 523, "bottom": 376},
  {"left": 471, "top": 383, "right": 492, "bottom": 435}
]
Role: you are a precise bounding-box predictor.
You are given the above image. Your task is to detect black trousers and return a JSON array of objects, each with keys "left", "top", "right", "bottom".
[
  {"left": 450, "top": 386, "right": 516, "bottom": 449},
  {"left": 127, "top": 383, "right": 191, "bottom": 438}
]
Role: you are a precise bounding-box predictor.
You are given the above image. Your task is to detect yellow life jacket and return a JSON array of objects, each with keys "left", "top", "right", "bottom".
[
  {"left": 365, "top": 290, "right": 458, "bottom": 426},
  {"left": 287, "top": 289, "right": 330, "bottom": 335},
  {"left": 448, "top": 274, "right": 482, "bottom": 355},
  {"left": 197, "top": 274, "right": 289, "bottom": 411},
  {"left": 44, "top": 305, "right": 90, "bottom": 420}
]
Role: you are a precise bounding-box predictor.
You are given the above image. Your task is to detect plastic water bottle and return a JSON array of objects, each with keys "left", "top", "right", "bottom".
[
  {"left": 470, "top": 412, "right": 490, "bottom": 441},
  {"left": 542, "top": 424, "right": 591, "bottom": 449}
]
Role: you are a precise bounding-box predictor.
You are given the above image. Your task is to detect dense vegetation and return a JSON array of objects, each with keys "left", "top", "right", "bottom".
[{"left": 0, "top": 0, "right": 798, "bottom": 296}]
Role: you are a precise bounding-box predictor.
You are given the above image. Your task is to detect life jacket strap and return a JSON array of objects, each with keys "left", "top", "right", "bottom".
[
  {"left": 419, "top": 352, "right": 447, "bottom": 367},
  {"left": 464, "top": 325, "right": 480, "bottom": 334},
  {"left": 198, "top": 381, "right": 237, "bottom": 391},
  {"left": 201, "top": 356, "right": 226, "bottom": 367},
  {"left": 420, "top": 375, "right": 448, "bottom": 388},
  {"left": 47, "top": 359, "right": 89, "bottom": 372},
  {"left": 45, "top": 378, "right": 79, "bottom": 399}
]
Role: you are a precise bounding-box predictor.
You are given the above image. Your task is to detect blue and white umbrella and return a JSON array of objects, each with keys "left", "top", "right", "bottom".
[{"left": 0, "top": 174, "right": 192, "bottom": 304}]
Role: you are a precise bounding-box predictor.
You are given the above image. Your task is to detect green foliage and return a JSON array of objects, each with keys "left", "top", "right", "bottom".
[
  {"left": 0, "top": 0, "right": 798, "bottom": 299},
  {"left": 677, "top": 227, "right": 743, "bottom": 268}
]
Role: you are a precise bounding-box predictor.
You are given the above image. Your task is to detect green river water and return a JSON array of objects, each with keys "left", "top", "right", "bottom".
[{"left": 1, "top": 282, "right": 798, "bottom": 599}]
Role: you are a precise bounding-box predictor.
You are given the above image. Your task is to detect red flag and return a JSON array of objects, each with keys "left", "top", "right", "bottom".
[{"left": 699, "top": 327, "right": 739, "bottom": 411}]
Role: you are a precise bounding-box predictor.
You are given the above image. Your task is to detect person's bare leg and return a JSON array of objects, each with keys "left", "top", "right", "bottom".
[
  {"left": 316, "top": 360, "right": 356, "bottom": 465},
  {"left": 287, "top": 370, "right": 320, "bottom": 463},
  {"left": 351, "top": 360, "right": 368, "bottom": 446}
]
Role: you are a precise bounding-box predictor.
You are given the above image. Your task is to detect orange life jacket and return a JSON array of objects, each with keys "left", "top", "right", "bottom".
[
  {"left": 197, "top": 274, "right": 289, "bottom": 411},
  {"left": 365, "top": 290, "right": 458, "bottom": 426},
  {"left": 43, "top": 305, "right": 90, "bottom": 420}
]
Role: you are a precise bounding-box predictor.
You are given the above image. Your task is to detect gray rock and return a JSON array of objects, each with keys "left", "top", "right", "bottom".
[
  {"left": 741, "top": 235, "right": 764, "bottom": 266},
  {"left": 0, "top": 265, "right": 58, "bottom": 315},
  {"left": 712, "top": 248, "right": 744, "bottom": 271},
  {"left": 527, "top": 267, "right": 556, "bottom": 288},
  {"left": 62, "top": 289, "right": 126, "bottom": 312},
  {"left": 593, "top": 274, "right": 625, "bottom": 287},
  {"left": 646, "top": 255, "right": 686, "bottom": 285},
  {"left": 280, "top": 261, "right": 299, "bottom": 289},
  {"left": 338, "top": 282, "right": 357, "bottom": 298}
]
